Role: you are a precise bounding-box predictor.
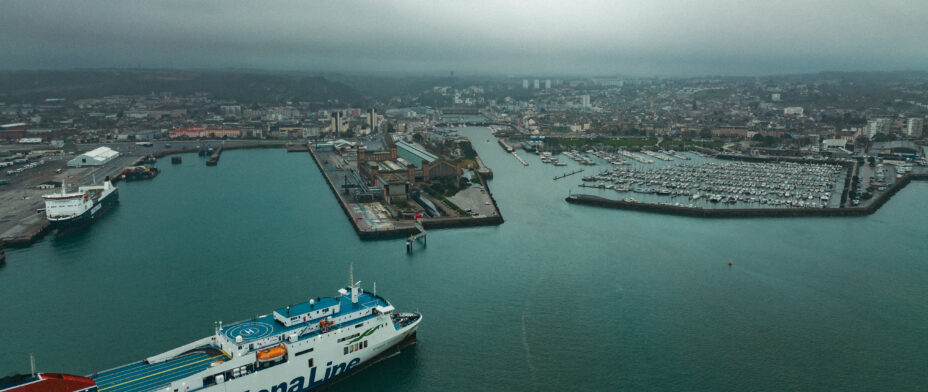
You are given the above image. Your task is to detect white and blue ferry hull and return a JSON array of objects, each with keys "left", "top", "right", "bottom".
[
  {"left": 90, "top": 287, "right": 421, "bottom": 392},
  {"left": 49, "top": 189, "right": 119, "bottom": 230},
  {"left": 203, "top": 322, "right": 419, "bottom": 392}
]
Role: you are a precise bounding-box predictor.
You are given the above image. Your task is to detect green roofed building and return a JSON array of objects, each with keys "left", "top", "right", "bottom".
[{"left": 394, "top": 140, "right": 438, "bottom": 168}]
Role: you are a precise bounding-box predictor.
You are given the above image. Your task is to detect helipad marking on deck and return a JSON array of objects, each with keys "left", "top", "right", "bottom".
[{"left": 224, "top": 321, "right": 274, "bottom": 341}]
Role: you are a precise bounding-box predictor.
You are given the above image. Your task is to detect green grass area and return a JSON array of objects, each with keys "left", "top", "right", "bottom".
[
  {"left": 692, "top": 88, "right": 731, "bottom": 100},
  {"left": 662, "top": 140, "right": 724, "bottom": 148},
  {"left": 425, "top": 189, "right": 467, "bottom": 215},
  {"left": 438, "top": 194, "right": 467, "bottom": 215},
  {"left": 471, "top": 173, "right": 484, "bottom": 187},
  {"left": 601, "top": 139, "right": 656, "bottom": 147},
  {"left": 558, "top": 139, "right": 588, "bottom": 146},
  {"left": 553, "top": 138, "right": 656, "bottom": 147}
]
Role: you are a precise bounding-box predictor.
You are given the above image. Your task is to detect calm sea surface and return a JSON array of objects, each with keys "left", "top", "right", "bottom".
[{"left": 2, "top": 127, "right": 926, "bottom": 391}]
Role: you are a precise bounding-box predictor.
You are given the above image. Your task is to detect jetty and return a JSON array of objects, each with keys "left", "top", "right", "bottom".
[
  {"left": 286, "top": 143, "right": 309, "bottom": 152},
  {"left": 206, "top": 146, "right": 222, "bottom": 166},
  {"left": 512, "top": 152, "right": 528, "bottom": 166},
  {"left": 406, "top": 221, "right": 427, "bottom": 253},
  {"left": 554, "top": 169, "right": 583, "bottom": 181},
  {"left": 498, "top": 139, "right": 514, "bottom": 152}
]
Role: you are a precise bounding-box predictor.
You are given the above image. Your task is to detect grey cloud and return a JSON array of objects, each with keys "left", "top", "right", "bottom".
[{"left": 0, "top": 0, "right": 926, "bottom": 76}]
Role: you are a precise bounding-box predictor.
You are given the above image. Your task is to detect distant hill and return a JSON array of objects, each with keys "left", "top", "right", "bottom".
[{"left": 0, "top": 70, "right": 363, "bottom": 105}]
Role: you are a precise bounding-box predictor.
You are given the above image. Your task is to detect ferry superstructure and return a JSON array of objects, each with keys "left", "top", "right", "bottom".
[
  {"left": 43, "top": 178, "right": 118, "bottom": 228},
  {"left": 88, "top": 277, "right": 420, "bottom": 392}
]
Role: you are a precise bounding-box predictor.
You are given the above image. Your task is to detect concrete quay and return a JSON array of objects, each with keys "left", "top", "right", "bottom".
[{"left": 307, "top": 145, "right": 503, "bottom": 240}]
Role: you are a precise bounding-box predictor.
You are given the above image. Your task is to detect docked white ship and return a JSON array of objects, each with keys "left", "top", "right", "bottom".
[
  {"left": 43, "top": 178, "right": 118, "bottom": 229},
  {"left": 89, "top": 275, "right": 421, "bottom": 392}
]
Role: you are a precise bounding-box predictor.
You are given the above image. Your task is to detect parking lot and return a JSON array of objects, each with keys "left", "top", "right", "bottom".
[{"left": 448, "top": 183, "right": 496, "bottom": 217}]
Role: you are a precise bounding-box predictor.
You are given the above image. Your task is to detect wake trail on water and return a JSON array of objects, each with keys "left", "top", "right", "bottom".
[
  {"left": 520, "top": 264, "right": 546, "bottom": 390},
  {"left": 520, "top": 311, "right": 537, "bottom": 385}
]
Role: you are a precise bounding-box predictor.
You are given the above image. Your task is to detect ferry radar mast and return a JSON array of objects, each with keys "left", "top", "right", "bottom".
[{"left": 349, "top": 264, "right": 361, "bottom": 304}]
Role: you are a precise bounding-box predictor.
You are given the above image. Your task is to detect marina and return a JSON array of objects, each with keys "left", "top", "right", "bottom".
[
  {"left": 568, "top": 171, "right": 928, "bottom": 217},
  {"left": 486, "top": 138, "right": 921, "bottom": 217},
  {"left": 577, "top": 160, "right": 847, "bottom": 209}
]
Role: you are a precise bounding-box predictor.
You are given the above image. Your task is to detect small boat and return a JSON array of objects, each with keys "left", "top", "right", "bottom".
[{"left": 256, "top": 344, "right": 287, "bottom": 362}]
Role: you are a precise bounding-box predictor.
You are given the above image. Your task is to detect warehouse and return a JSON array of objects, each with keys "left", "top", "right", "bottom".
[{"left": 68, "top": 146, "right": 119, "bottom": 167}]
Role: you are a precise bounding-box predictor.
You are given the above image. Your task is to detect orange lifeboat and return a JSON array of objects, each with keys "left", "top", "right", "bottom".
[{"left": 256, "top": 344, "right": 287, "bottom": 362}]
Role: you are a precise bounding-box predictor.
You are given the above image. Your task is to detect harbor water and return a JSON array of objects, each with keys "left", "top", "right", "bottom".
[{"left": 1, "top": 127, "right": 926, "bottom": 391}]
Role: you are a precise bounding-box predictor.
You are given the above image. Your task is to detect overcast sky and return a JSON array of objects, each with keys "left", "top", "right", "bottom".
[{"left": 1, "top": 0, "right": 926, "bottom": 77}]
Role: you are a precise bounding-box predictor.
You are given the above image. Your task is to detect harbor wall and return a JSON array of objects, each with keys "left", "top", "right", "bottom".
[
  {"left": 307, "top": 145, "right": 365, "bottom": 236},
  {"left": 152, "top": 142, "right": 285, "bottom": 159},
  {"left": 715, "top": 153, "right": 855, "bottom": 167},
  {"left": 565, "top": 173, "right": 928, "bottom": 218},
  {"left": 0, "top": 218, "right": 51, "bottom": 247}
]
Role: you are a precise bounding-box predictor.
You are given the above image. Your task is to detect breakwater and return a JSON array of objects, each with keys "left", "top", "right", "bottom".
[
  {"left": 152, "top": 142, "right": 285, "bottom": 159},
  {"left": 308, "top": 146, "right": 503, "bottom": 239},
  {"left": 566, "top": 173, "right": 928, "bottom": 218},
  {"left": 715, "top": 153, "right": 854, "bottom": 167}
]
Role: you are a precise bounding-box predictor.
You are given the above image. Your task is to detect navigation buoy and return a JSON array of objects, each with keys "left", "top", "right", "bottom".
[{"left": 728, "top": 260, "right": 733, "bottom": 268}]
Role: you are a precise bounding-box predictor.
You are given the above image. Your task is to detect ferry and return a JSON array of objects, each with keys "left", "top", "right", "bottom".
[
  {"left": 4, "top": 275, "right": 421, "bottom": 392},
  {"left": 43, "top": 178, "right": 118, "bottom": 229}
]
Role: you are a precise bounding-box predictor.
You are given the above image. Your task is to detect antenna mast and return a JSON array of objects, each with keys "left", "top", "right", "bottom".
[{"left": 349, "top": 263, "right": 360, "bottom": 304}]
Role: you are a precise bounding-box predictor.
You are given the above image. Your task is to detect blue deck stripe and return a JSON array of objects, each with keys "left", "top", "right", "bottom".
[
  {"left": 114, "top": 363, "right": 216, "bottom": 392},
  {"left": 121, "top": 359, "right": 222, "bottom": 392},
  {"left": 94, "top": 353, "right": 211, "bottom": 386},
  {"left": 95, "top": 353, "right": 208, "bottom": 380},
  {"left": 94, "top": 354, "right": 209, "bottom": 384},
  {"left": 96, "top": 355, "right": 224, "bottom": 392}
]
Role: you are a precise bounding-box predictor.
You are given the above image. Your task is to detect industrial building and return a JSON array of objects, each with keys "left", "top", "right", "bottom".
[
  {"left": 68, "top": 146, "right": 119, "bottom": 168},
  {"left": 357, "top": 139, "right": 462, "bottom": 190},
  {"left": 394, "top": 140, "right": 439, "bottom": 168},
  {"left": 907, "top": 118, "right": 924, "bottom": 137},
  {"left": 870, "top": 141, "right": 919, "bottom": 157}
]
